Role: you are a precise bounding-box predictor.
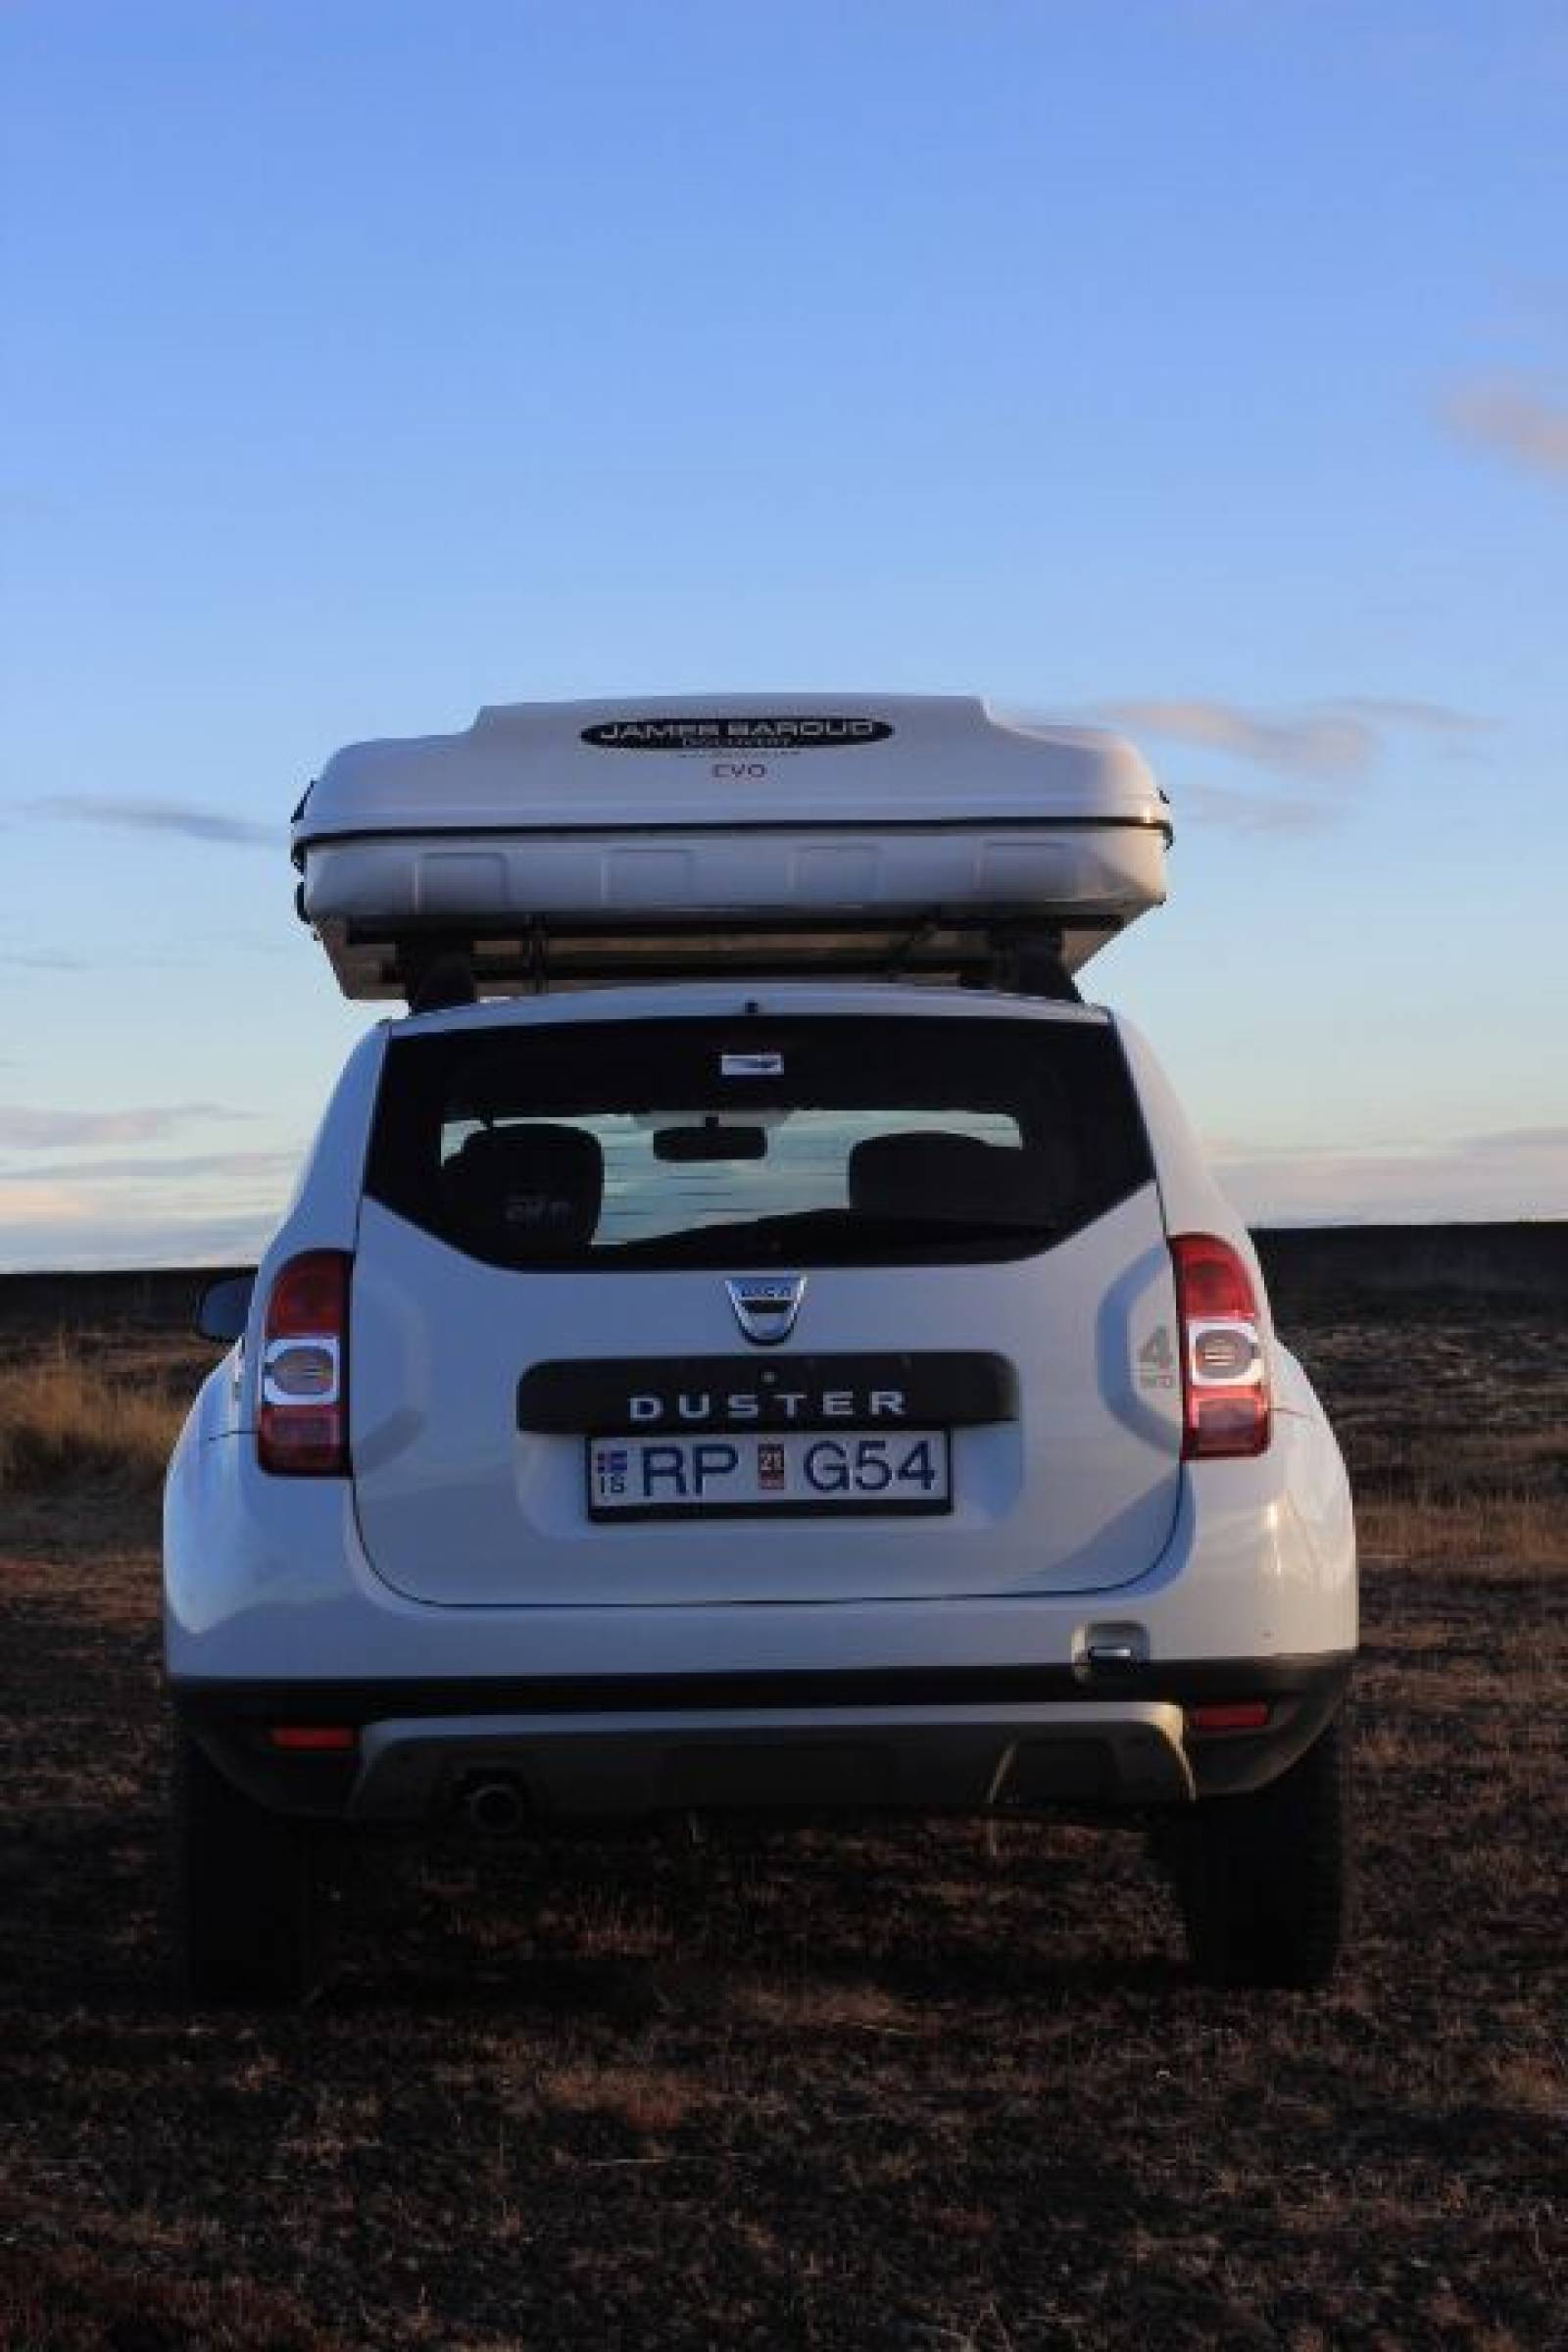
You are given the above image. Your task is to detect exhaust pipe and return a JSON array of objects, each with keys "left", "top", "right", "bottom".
[{"left": 463, "top": 1777, "right": 528, "bottom": 1838}]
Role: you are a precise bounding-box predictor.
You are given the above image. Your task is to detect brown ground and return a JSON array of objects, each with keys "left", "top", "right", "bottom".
[{"left": 0, "top": 1292, "right": 1562, "bottom": 2350}]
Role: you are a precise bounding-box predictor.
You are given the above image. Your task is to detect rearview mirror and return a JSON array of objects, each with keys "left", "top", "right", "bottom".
[
  {"left": 653, "top": 1123, "right": 767, "bottom": 1163},
  {"left": 194, "top": 1273, "right": 255, "bottom": 1345}
]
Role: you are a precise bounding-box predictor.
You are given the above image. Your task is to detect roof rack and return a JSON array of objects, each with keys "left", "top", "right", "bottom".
[{"left": 386, "top": 914, "right": 1086, "bottom": 1013}]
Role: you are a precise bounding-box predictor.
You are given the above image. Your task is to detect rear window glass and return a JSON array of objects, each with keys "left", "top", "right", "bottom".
[{"left": 365, "top": 1014, "right": 1152, "bottom": 1270}]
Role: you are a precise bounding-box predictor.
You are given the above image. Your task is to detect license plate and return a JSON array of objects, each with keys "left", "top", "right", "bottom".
[{"left": 586, "top": 1428, "right": 952, "bottom": 1520}]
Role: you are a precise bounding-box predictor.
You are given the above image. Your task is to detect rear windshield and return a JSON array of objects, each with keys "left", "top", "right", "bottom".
[{"left": 365, "top": 1013, "right": 1152, "bottom": 1271}]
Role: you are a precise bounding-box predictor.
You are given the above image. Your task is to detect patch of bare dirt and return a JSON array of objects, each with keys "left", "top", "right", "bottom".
[{"left": 0, "top": 1301, "right": 1563, "bottom": 2349}]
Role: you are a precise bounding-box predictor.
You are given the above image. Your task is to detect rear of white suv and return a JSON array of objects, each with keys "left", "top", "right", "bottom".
[{"left": 166, "top": 982, "right": 1355, "bottom": 2002}]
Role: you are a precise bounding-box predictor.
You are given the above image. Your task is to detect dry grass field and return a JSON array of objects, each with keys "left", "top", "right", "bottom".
[{"left": 0, "top": 1281, "right": 1562, "bottom": 2349}]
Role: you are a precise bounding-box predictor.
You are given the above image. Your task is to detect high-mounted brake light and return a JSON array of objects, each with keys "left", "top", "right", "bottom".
[
  {"left": 1169, "top": 1233, "right": 1271, "bottom": 1459},
  {"left": 257, "top": 1250, "right": 351, "bottom": 1476}
]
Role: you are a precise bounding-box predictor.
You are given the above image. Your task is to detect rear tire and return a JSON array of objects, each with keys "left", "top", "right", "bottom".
[
  {"left": 1171, "top": 1711, "right": 1350, "bottom": 1988},
  {"left": 172, "top": 1730, "right": 323, "bottom": 2005}
]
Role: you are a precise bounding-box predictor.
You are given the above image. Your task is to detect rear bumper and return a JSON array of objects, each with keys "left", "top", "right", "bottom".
[
  {"left": 172, "top": 1653, "right": 1352, "bottom": 1823},
  {"left": 166, "top": 1397, "right": 1357, "bottom": 1824}
]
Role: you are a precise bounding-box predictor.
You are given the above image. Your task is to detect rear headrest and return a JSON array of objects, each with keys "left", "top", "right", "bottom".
[
  {"left": 439, "top": 1122, "right": 604, "bottom": 1261},
  {"left": 847, "top": 1129, "right": 1072, "bottom": 1227}
]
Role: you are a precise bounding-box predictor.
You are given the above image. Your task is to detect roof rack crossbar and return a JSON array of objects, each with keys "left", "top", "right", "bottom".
[{"left": 380, "top": 912, "right": 1090, "bottom": 1008}]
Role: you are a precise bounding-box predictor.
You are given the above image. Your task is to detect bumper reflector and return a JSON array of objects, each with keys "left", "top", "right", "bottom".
[
  {"left": 268, "top": 1725, "right": 358, "bottom": 1752},
  {"left": 1186, "top": 1701, "right": 1271, "bottom": 1734}
]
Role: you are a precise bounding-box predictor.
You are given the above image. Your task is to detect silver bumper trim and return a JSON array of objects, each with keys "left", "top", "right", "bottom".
[{"left": 349, "top": 1699, "right": 1195, "bottom": 1821}]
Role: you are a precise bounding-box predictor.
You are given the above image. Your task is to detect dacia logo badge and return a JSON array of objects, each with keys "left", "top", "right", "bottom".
[{"left": 725, "top": 1274, "right": 806, "bottom": 1348}]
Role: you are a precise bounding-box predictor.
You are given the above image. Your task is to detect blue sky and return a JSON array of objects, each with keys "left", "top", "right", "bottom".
[{"left": 2, "top": 0, "right": 1565, "bottom": 1267}]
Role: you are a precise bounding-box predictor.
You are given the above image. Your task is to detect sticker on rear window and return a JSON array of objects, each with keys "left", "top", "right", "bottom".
[{"left": 721, "top": 1052, "right": 783, "bottom": 1078}]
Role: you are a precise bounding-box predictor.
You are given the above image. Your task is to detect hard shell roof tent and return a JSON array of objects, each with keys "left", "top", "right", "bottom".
[{"left": 291, "top": 694, "right": 1171, "bottom": 1008}]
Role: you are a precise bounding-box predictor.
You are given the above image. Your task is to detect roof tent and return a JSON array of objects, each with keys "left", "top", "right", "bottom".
[{"left": 292, "top": 695, "right": 1171, "bottom": 1004}]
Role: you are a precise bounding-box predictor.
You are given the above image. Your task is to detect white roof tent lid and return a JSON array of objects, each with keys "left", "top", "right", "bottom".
[{"left": 292, "top": 695, "right": 1171, "bottom": 1005}]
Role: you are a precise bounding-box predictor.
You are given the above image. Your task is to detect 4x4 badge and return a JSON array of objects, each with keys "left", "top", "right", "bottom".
[{"left": 725, "top": 1274, "right": 807, "bottom": 1348}]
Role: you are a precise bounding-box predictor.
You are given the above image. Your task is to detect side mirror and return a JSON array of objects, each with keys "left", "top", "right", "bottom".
[{"left": 194, "top": 1272, "right": 255, "bottom": 1346}]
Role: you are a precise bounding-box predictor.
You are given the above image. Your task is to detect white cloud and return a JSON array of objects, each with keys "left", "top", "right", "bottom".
[
  {"left": 0, "top": 1144, "right": 295, "bottom": 1272},
  {"left": 0, "top": 1208, "right": 276, "bottom": 1273},
  {"left": 1205, "top": 1125, "right": 1568, "bottom": 1225},
  {"left": 1461, "top": 1123, "right": 1568, "bottom": 1151},
  {"left": 0, "top": 1183, "right": 87, "bottom": 1228},
  {"left": 1328, "top": 696, "right": 1493, "bottom": 737},
  {"left": 0, "top": 947, "right": 90, "bottom": 971},
  {"left": 28, "top": 795, "right": 275, "bottom": 849},
  {"left": 0, "top": 1149, "right": 300, "bottom": 1186},
  {"left": 0, "top": 1103, "right": 252, "bottom": 1148},
  {"left": 1444, "top": 379, "right": 1568, "bottom": 479},
  {"left": 1096, "top": 699, "right": 1375, "bottom": 779},
  {"left": 1090, "top": 691, "right": 1494, "bottom": 833}
]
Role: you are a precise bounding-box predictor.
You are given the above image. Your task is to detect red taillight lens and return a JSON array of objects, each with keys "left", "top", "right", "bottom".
[
  {"left": 257, "top": 1250, "right": 351, "bottom": 1476},
  {"left": 1169, "top": 1232, "right": 1271, "bottom": 1459}
]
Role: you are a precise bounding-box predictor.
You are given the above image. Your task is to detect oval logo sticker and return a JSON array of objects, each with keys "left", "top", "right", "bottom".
[{"left": 581, "top": 716, "right": 894, "bottom": 752}]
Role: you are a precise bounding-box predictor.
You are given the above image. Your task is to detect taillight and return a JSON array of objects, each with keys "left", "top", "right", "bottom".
[
  {"left": 257, "top": 1250, "right": 351, "bottom": 1476},
  {"left": 1169, "top": 1232, "right": 1271, "bottom": 1459}
]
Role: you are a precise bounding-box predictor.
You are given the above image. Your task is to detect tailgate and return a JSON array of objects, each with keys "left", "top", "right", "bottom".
[{"left": 348, "top": 1006, "right": 1184, "bottom": 1605}]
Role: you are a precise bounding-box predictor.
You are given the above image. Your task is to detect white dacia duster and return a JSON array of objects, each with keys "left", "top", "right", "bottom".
[{"left": 165, "top": 697, "right": 1355, "bottom": 2000}]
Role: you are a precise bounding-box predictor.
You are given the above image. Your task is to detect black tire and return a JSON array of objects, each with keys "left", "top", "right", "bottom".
[
  {"left": 172, "top": 1729, "right": 323, "bottom": 2005},
  {"left": 1171, "top": 1710, "right": 1351, "bottom": 1988}
]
